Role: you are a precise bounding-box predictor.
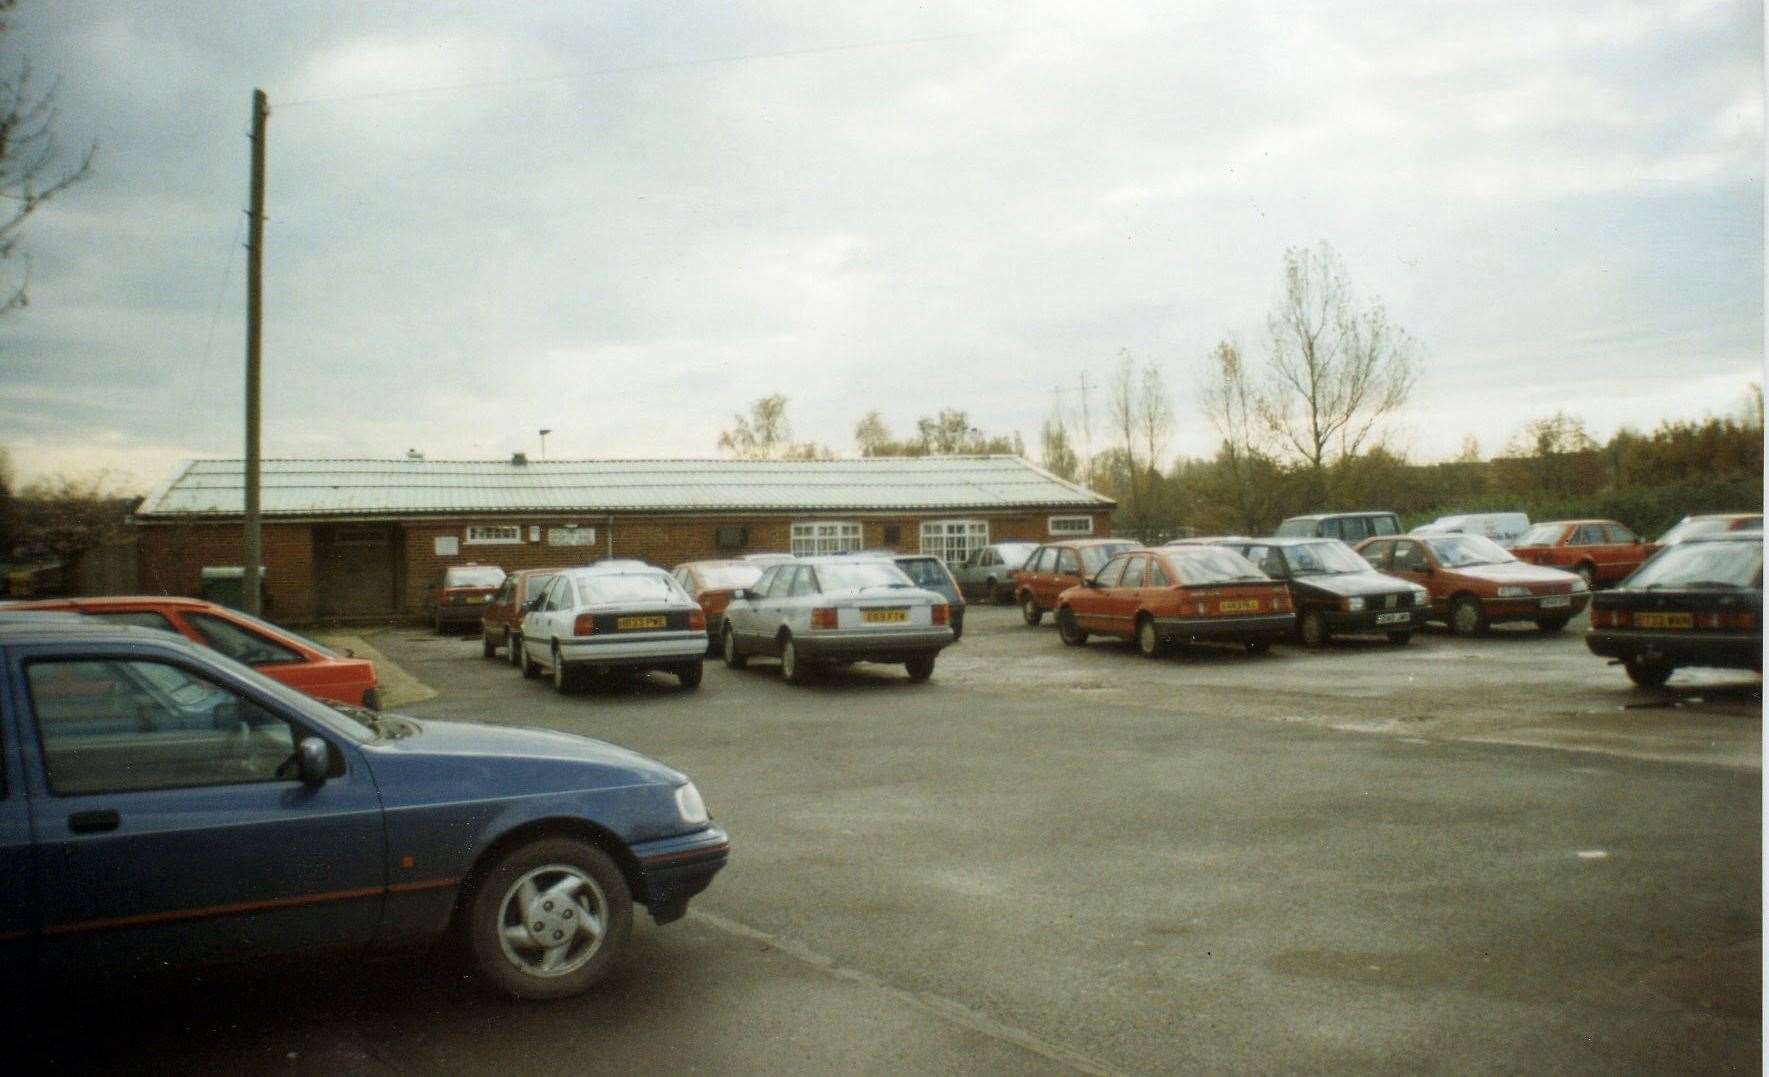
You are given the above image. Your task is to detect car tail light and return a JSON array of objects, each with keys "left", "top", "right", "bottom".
[
  {"left": 1695, "top": 612, "right": 1721, "bottom": 630},
  {"left": 810, "top": 607, "right": 838, "bottom": 630},
  {"left": 1724, "top": 611, "right": 1758, "bottom": 630},
  {"left": 1276, "top": 593, "right": 1291, "bottom": 612},
  {"left": 1592, "top": 609, "right": 1629, "bottom": 628},
  {"left": 573, "top": 614, "right": 597, "bottom": 636},
  {"left": 688, "top": 608, "right": 706, "bottom": 631},
  {"left": 931, "top": 603, "right": 949, "bottom": 626}
]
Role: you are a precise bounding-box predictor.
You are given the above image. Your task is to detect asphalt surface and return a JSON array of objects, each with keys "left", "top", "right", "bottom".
[{"left": 18, "top": 607, "right": 1761, "bottom": 1074}]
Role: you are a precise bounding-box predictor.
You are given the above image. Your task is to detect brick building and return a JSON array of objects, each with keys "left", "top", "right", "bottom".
[{"left": 132, "top": 456, "right": 1116, "bottom": 623}]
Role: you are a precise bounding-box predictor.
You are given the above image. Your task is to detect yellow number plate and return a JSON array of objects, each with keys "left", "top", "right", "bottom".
[
  {"left": 1633, "top": 612, "right": 1693, "bottom": 629},
  {"left": 616, "top": 615, "right": 667, "bottom": 630},
  {"left": 863, "top": 609, "right": 909, "bottom": 624},
  {"left": 1219, "top": 599, "right": 1261, "bottom": 613}
]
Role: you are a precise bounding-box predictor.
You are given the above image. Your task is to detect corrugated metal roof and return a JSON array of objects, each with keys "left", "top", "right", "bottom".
[{"left": 134, "top": 457, "right": 1114, "bottom": 519}]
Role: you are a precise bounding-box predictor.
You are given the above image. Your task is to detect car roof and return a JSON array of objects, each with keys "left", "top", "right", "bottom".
[
  {"left": 1282, "top": 510, "right": 1396, "bottom": 522},
  {"left": 509, "top": 567, "right": 561, "bottom": 579},
  {"left": 0, "top": 618, "right": 191, "bottom": 646},
  {"left": 562, "top": 562, "right": 664, "bottom": 577},
  {"left": 0, "top": 594, "right": 218, "bottom": 611},
  {"left": 1682, "top": 531, "right": 1764, "bottom": 544},
  {"left": 1236, "top": 536, "right": 1347, "bottom": 547},
  {"left": 1036, "top": 537, "right": 1134, "bottom": 548},
  {"left": 794, "top": 554, "right": 896, "bottom": 565}
]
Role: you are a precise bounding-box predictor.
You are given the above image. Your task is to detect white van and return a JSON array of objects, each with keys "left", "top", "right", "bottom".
[{"left": 1411, "top": 512, "right": 1531, "bottom": 547}]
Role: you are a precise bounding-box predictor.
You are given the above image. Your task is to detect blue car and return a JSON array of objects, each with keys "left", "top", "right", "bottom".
[{"left": 0, "top": 618, "right": 728, "bottom": 1000}]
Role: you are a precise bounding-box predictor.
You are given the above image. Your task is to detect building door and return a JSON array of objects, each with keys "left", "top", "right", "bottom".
[{"left": 314, "top": 524, "right": 399, "bottom": 618}]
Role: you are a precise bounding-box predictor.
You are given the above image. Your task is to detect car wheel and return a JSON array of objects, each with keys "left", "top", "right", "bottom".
[
  {"left": 464, "top": 837, "right": 632, "bottom": 1001},
  {"left": 1576, "top": 563, "right": 1596, "bottom": 590},
  {"left": 361, "top": 686, "right": 383, "bottom": 711},
  {"left": 1536, "top": 615, "right": 1572, "bottom": 633},
  {"left": 1385, "top": 631, "right": 1412, "bottom": 646},
  {"left": 521, "top": 640, "right": 541, "bottom": 679},
  {"left": 482, "top": 631, "right": 497, "bottom": 659},
  {"left": 1298, "top": 610, "right": 1329, "bottom": 648},
  {"left": 678, "top": 661, "right": 703, "bottom": 690},
  {"left": 905, "top": 653, "right": 936, "bottom": 681},
  {"left": 509, "top": 633, "right": 524, "bottom": 669},
  {"left": 1021, "top": 594, "right": 1044, "bottom": 627},
  {"left": 1136, "top": 615, "right": 1165, "bottom": 659},
  {"left": 722, "top": 626, "right": 748, "bottom": 670},
  {"left": 1449, "top": 595, "right": 1486, "bottom": 637},
  {"left": 551, "top": 646, "right": 573, "bottom": 694},
  {"left": 1624, "top": 657, "right": 1675, "bottom": 689},
  {"left": 1057, "top": 607, "right": 1088, "bottom": 646},
  {"left": 780, "top": 636, "right": 808, "bottom": 685}
]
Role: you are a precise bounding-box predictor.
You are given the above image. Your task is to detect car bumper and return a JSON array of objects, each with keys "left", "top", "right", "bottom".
[
  {"left": 435, "top": 604, "right": 491, "bottom": 624},
  {"left": 633, "top": 826, "right": 730, "bottom": 925},
  {"left": 1322, "top": 607, "right": 1426, "bottom": 633},
  {"left": 1479, "top": 594, "right": 1590, "bottom": 621},
  {"left": 1154, "top": 612, "right": 1295, "bottom": 642},
  {"left": 558, "top": 631, "right": 708, "bottom": 667},
  {"left": 794, "top": 626, "right": 955, "bottom": 661},
  {"left": 1586, "top": 629, "right": 1762, "bottom": 670}
]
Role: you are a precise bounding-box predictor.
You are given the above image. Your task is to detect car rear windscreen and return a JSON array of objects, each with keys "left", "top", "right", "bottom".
[{"left": 445, "top": 567, "right": 506, "bottom": 588}]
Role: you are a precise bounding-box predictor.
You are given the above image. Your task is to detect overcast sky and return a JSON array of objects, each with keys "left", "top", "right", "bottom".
[{"left": 2, "top": 1, "right": 1761, "bottom": 490}]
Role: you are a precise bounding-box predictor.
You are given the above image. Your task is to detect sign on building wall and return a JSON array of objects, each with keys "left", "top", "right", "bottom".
[
  {"left": 434, "top": 536, "right": 460, "bottom": 556},
  {"left": 548, "top": 526, "right": 597, "bottom": 546}
]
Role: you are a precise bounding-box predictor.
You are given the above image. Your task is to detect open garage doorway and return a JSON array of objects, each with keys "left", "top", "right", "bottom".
[{"left": 314, "top": 524, "right": 400, "bottom": 619}]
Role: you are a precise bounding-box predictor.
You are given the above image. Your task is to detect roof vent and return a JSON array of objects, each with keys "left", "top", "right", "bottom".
[
  {"left": 405, "top": 448, "right": 424, "bottom": 460},
  {"left": 511, "top": 452, "right": 528, "bottom": 466}
]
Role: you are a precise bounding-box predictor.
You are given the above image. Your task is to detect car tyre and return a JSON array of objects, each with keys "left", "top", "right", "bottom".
[
  {"left": 1136, "top": 615, "right": 1165, "bottom": 659},
  {"left": 905, "top": 653, "right": 936, "bottom": 681},
  {"left": 677, "top": 661, "right": 703, "bottom": 690},
  {"left": 1298, "top": 610, "right": 1329, "bottom": 648},
  {"left": 551, "top": 646, "right": 574, "bottom": 694},
  {"left": 1021, "top": 593, "right": 1043, "bottom": 627},
  {"left": 1385, "top": 631, "right": 1412, "bottom": 646},
  {"left": 1449, "top": 595, "right": 1486, "bottom": 637},
  {"left": 1624, "top": 657, "right": 1675, "bottom": 689},
  {"left": 1576, "top": 563, "right": 1596, "bottom": 590},
  {"left": 482, "top": 631, "right": 498, "bottom": 659},
  {"left": 464, "top": 837, "right": 632, "bottom": 1001},
  {"left": 1057, "top": 607, "right": 1088, "bottom": 646},
  {"left": 780, "top": 636, "right": 809, "bottom": 685},
  {"left": 722, "top": 626, "right": 748, "bottom": 670},
  {"left": 521, "top": 640, "right": 541, "bottom": 679},
  {"left": 1536, "top": 615, "right": 1572, "bottom": 633},
  {"left": 509, "top": 633, "right": 524, "bottom": 669}
]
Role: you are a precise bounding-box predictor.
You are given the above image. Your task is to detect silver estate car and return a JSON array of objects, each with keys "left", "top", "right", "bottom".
[
  {"left": 951, "top": 542, "right": 1038, "bottom": 604},
  {"left": 719, "top": 557, "right": 955, "bottom": 684}
]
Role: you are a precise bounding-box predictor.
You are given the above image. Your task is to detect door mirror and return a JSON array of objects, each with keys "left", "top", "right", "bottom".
[
  {"left": 732, "top": 588, "right": 749, "bottom": 602},
  {"left": 1084, "top": 576, "right": 1101, "bottom": 588},
  {"left": 296, "top": 736, "right": 330, "bottom": 787},
  {"left": 524, "top": 595, "right": 546, "bottom": 612}
]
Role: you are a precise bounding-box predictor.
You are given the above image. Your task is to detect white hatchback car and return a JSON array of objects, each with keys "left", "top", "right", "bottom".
[
  {"left": 720, "top": 557, "right": 955, "bottom": 684},
  {"left": 520, "top": 564, "right": 707, "bottom": 692}
]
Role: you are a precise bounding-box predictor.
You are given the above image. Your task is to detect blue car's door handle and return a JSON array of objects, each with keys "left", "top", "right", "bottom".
[{"left": 69, "top": 810, "right": 120, "bottom": 834}]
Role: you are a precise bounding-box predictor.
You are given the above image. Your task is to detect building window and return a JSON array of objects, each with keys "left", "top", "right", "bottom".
[
  {"left": 791, "top": 521, "right": 862, "bottom": 556},
  {"left": 547, "top": 526, "right": 597, "bottom": 547},
  {"left": 1048, "top": 515, "right": 1094, "bottom": 536},
  {"left": 920, "top": 520, "right": 988, "bottom": 565},
  {"left": 465, "top": 525, "right": 522, "bottom": 545}
]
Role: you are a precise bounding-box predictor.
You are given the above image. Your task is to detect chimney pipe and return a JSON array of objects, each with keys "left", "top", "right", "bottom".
[{"left": 511, "top": 452, "right": 528, "bottom": 466}]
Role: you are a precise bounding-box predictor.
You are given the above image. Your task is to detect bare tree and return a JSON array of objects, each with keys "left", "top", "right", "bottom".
[
  {"left": 0, "top": 2, "right": 95, "bottom": 316},
  {"left": 1199, "top": 339, "right": 1266, "bottom": 532},
  {"left": 854, "top": 410, "right": 892, "bottom": 456},
  {"left": 1108, "top": 350, "right": 1174, "bottom": 539},
  {"left": 1039, "top": 408, "right": 1080, "bottom": 481},
  {"left": 1258, "top": 243, "right": 1419, "bottom": 481},
  {"left": 717, "top": 394, "right": 793, "bottom": 458}
]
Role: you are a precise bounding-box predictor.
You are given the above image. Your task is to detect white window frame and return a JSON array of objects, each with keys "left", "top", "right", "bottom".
[
  {"left": 464, "top": 525, "right": 523, "bottom": 545},
  {"left": 1048, "top": 515, "right": 1095, "bottom": 536},
  {"left": 791, "top": 521, "right": 862, "bottom": 556},
  {"left": 920, "top": 519, "right": 989, "bottom": 565}
]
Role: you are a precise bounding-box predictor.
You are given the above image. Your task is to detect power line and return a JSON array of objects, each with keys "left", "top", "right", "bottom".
[{"left": 274, "top": 31, "right": 986, "bottom": 109}]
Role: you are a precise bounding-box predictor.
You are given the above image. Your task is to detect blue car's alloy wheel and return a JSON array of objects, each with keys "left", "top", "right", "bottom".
[{"left": 467, "top": 837, "right": 632, "bottom": 1000}]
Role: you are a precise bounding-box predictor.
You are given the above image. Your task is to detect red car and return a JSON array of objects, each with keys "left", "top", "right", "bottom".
[
  {"left": 425, "top": 563, "right": 507, "bottom": 632},
  {"left": 0, "top": 595, "right": 382, "bottom": 708},
  {"left": 1014, "top": 538, "right": 1139, "bottom": 626},
  {"left": 1509, "top": 520, "right": 1652, "bottom": 588},
  {"left": 481, "top": 568, "right": 562, "bottom": 664},
  {"left": 1053, "top": 546, "right": 1294, "bottom": 656},
  {"left": 672, "top": 560, "right": 768, "bottom": 653}
]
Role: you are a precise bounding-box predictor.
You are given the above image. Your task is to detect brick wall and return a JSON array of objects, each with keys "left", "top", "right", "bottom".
[
  {"left": 136, "top": 509, "right": 1116, "bottom": 621},
  {"left": 136, "top": 523, "right": 317, "bottom": 622}
]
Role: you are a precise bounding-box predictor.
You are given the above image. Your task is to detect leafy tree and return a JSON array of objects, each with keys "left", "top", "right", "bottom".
[
  {"left": 717, "top": 394, "right": 793, "bottom": 458},
  {"left": 9, "top": 470, "right": 135, "bottom": 563}
]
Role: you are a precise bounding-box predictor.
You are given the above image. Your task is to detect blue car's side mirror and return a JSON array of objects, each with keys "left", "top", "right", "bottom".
[{"left": 296, "top": 737, "right": 331, "bottom": 786}]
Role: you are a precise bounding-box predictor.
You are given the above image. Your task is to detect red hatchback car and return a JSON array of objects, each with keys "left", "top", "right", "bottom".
[
  {"left": 672, "top": 560, "right": 769, "bottom": 653},
  {"left": 1509, "top": 519, "right": 1652, "bottom": 588},
  {"left": 0, "top": 595, "right": 382, "bottom": 708},
  {"left": 1053, "top": 546, "right": 1294, "bottom": 656}
]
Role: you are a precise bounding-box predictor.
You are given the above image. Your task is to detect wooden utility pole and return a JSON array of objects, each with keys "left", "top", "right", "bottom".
[{"left": 243, "top": 89, "right": 268, "bottom": 615}]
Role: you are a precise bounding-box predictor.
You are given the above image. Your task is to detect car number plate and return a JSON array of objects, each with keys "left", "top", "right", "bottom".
[
  {"left": 1219, "top": 599, "right": 1261, "bottom": 614},
  {"left": 1376, "top": 612, "right": 1410, "bottom": 625},
  {"left": 1539, "top": 595, "right": 1571, "bottom": 609},
  {"left": 469, "top": 594, "right": 489, "bottom": 603},
  {"left": 863, "top": 609, "right": 909, "bottom": 624},
  {"left": 1633, "top": 612, "right": 1692, "bottom": 629},
  {"left": 616, "top": 615, "right": 667, "bottom": 630}
]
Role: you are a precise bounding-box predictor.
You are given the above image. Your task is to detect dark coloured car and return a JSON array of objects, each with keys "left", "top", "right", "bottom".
[
  {"left": 891, "top": 554, "right": 967, "bottom": 640},
  {"left": 0, "top": 619, "right": 727, "bottom": 1000},
  {"left": 1654, "top": 513, "right": 1763, "bottom": 546},
  {"left": 425, "top": 563, "right": 507, "bottom": 632},
  {"left": 1220, "top": 537, "right": 1429, "bottom": 646},
  {"left": 1586, "top": 533, "right": 1763, "bottom": 688}
]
